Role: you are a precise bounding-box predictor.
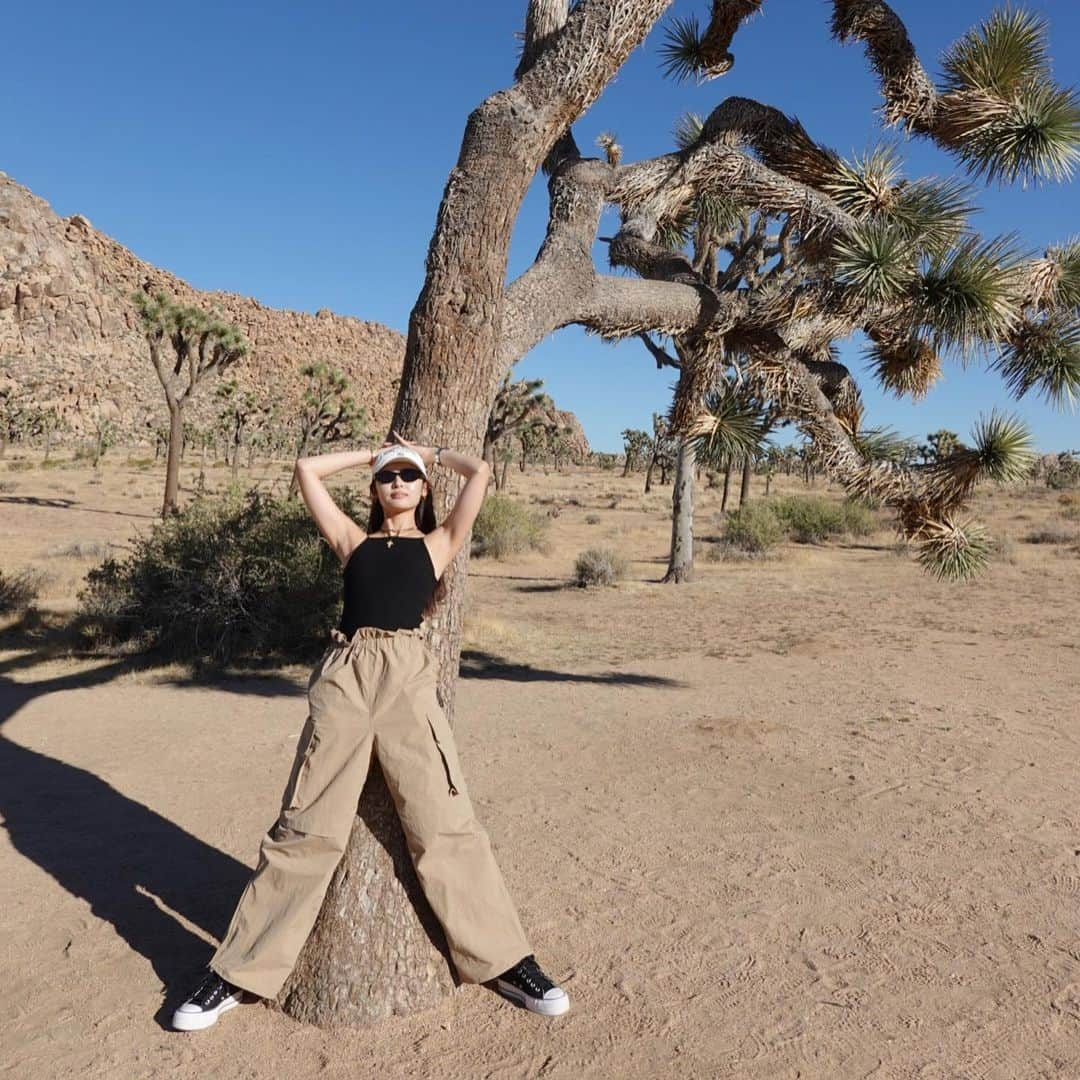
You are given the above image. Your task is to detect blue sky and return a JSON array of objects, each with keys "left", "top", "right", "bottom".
[{"left": 5, "top": 1, "right": 1078, "bottom": 453}]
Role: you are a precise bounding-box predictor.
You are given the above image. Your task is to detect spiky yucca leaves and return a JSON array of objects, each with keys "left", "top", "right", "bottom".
[
  {"left": 938, "top": 8, "right": 1080, "bottom": 184},
  {"left": 994, "top": 313, "right": 1080, "bottom": 408},
  {"left": 659, "top": 2, "right": 764, "bottom": 83},
  {"left": 919, "top": 408, "right": 1034, "bottom": 511},
  {"left": 941, "top": 7, "right": 1050, "bottom": 99},
  {"left": 1041, "top": 237, "right": 1080, "bottom": 309},
  {"left": 832, "top": 222, "right": 917, "bottom": 305},
  {"left": 863, "top": 330, "right": 943, "bottom": 399},
  {"left": 911, "top": 515, "right": 993, "bottom": 582},
  {"left": 848, "top": 424, "right": 918, "bottom": 466},
  {"left": 660, "top": 15, "right": 713, "bottom": 83},
  {"left": 912, "top": 235, "right": 1023, "bottom": 357},
  {"left": 684, "top": 380, "right": 774, "bottom": 468}
]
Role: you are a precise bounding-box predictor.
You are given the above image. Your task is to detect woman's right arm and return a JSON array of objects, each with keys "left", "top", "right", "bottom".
[{"left": 294, "top": 447, "right": 383, "bottom": 567}]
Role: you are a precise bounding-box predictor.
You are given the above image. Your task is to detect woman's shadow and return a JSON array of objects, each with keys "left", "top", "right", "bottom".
[{"left": 0, "top": 651, "right": 271, "bottom": 996}]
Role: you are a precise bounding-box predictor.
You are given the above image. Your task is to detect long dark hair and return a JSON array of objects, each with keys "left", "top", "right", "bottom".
[{"left": 366, "top": 478, "right": 447, "bottom": 618}]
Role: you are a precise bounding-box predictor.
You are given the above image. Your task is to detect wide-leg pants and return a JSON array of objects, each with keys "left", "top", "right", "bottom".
[{"left": 208, "top": 624, "right": 532, "bottom": 999}]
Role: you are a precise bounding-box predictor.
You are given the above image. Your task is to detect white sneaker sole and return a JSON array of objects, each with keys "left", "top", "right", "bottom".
[
  {"left": 495, "top": 980, "right": 570, "bottom": 1016},
  {"left": 171, "top": 991, "right": 243, "bottom": 1031}
]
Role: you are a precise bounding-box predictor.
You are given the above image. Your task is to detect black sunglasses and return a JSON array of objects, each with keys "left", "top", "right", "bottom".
[{"left": 374, "top": 467, "right": 424, "bottom": 484}]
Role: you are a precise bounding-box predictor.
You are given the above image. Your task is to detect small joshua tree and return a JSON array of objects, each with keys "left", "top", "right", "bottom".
[
  {"left": 132, "top": 288, "right": 249, "bottom": 517},
  {"left": 287, "top": 361, "right": 367, "bottom": 498}
]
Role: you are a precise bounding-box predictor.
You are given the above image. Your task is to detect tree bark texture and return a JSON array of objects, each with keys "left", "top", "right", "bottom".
[
  {"left": 283, "top": 0, "right": 673, "bottom": 1027},
  {"left": 662, "top": 438, "right": 695, "bottom": 582},
  {"left": 162, "top": 402, "right": 182, "bottom": 517}
]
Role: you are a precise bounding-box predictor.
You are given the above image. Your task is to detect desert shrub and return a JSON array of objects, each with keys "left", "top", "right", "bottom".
[
  {"left": 1058, "top": 493, "right": 1080, "bottom": 520},
  {"left": 722, "top": 501, "right": 784, "bottom": 552},
  {"left": 75, "top": 486, "right": 367, "bottom": 666},
  {"left": 573, "top": 546, "right": 626, "bottom": 586},
  {"left": 0, "top": 480, "right": 15, "bottom": 492},
  {"left": 0, "top": 567, "right": 46, "bottom": 614},
  {"left": 585, "top": 513, "right": 601, "bottom": 525},
  {"left": 40, "top": 457, "right": 67, "bottom": 470},
  {"left": 46, "top": 540, "right": 113, "bottom": 559},
  {"left": 768, "top": 494, "right": 848, "bottom": 542},
  {"left": 837, "top": 499, "right": 878, "bottom": 536},
  {"left": 472, "top": 494, "right": 549, "bottom": 558},
  {"left": 1023, "top": 527, "right": 1078, "bottom": 545},
  {"left": 703, "top": 539, "right": 777, "bottom": 563},
  {"left": 6, "top": 460, "right": 33, "bottom": 471}
]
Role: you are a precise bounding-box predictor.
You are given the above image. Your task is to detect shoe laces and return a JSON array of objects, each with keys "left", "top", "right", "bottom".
[
  {"left": 508, "top": 954, "right": 554, "bottom": 995},
  {"left": 190, "top": 971, "right": 235, "bottom": 1008}
]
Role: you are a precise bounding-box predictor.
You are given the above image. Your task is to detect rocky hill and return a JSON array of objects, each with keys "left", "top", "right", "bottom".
[{"left": 0, "top": 172, "right": 590, "bottom": 456}]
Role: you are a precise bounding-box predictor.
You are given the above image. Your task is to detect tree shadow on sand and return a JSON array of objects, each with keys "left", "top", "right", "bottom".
[
  {"left": 0, "top": 612, "right": 680, "bottom": 1014},
  {"left": 461, "top": 648, "right": 683, "bottom": 686},
  {"left": 0, "top": 615, "right": 314, "bottom": 1001}
]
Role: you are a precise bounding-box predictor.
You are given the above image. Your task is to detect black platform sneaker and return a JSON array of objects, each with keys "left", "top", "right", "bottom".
[
  {"left": 171, "top": 968, "right": 245, "bottom": 1031},
  {"left": 494, "top": 954, "right": 570, "bottom": 1016}
]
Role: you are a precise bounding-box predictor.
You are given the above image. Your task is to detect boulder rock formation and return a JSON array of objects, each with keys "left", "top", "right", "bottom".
[{"left": 0, "top": 171, "right": 590, "bottom": 458}]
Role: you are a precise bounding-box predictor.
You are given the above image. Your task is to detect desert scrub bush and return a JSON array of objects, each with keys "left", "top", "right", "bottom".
[
  {"left": 1022, "top": 527, "right": 1079, "bottom": 545},
  {"left": 573, "top": 546, "right": 626, "bottom": 586},
  {"left": 0, "top": 479, "right": 15, "bottom": 492},
  {"left": 45, "top": 540, "right": 114, "bottom": 559},
  {"left": 703, "top": 539, "right": 777, "bottom": 563},
  {"left": 0, "top": 567, "right": 47, "bottom": 614},
  {"left": 75, "top": 485, "right": 368, "bottom": 667},
  {"left": 1058, "top": 493, "right": 1080, "bottom": 520},
  {"left": 584, "top": 513, "right": 601, "bottom": 525},
  {"left": 6, "top": 460, "right": 33, "bottom": 471},
  {"left": 722, "top": 501, "right": 784, "bottom": 552},
  {"left": 767, "top": 494, "right": 875, "bottom": 543},
  {"left": 472, "top": 494, "right": 549, "bottom": 558}
]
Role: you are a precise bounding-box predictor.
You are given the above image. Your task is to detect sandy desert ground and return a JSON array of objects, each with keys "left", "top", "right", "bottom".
[{"left": 1, "top": 450, "right": 1078, "bottom": 1079}]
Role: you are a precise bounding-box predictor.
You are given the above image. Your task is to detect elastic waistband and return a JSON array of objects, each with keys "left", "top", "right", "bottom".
[{"left": 330, "top": 625, "right": 425, "bottom": 646}]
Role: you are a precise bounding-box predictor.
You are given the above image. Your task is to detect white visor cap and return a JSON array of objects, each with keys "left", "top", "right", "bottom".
[{"left": 371, "top": 445, "right": 429, "bottom": 480}]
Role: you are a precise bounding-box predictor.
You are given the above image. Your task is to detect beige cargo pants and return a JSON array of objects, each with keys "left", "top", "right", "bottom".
[{"left": 209, "top": 624, "right": 531, "bottom": 999}]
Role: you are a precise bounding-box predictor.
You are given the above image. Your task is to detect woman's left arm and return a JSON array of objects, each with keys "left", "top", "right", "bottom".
[
  {"left": 435, "top": 447, "right": 490, "bottom": 563},
  {"left": 386, "top": 431, "right": 489, "bottom": 574}
]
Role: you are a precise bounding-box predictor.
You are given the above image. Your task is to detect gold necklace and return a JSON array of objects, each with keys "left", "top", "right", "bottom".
[{"left": 382, "top": 524, "right": 415, "bottom": 548}]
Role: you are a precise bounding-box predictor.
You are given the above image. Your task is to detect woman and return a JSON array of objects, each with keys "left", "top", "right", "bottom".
[{"left": 171, "top": 431, "right": 569, "bottom": 1029}]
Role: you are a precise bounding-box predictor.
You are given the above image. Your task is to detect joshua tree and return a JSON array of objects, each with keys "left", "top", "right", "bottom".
[
  {"left": 483, "top": 372, "right": 562, "bottom": 488},
  {"left": 642, "top": 412, "right": 678, "bottom": 493},
  {"left": 288, "top": 0, "right": 1080, "bottom": 1027},
  {"left": 919, "top": 428, "right": 964, "bottom": 464},
  {"left": 90, "top": 416, "right": 117, "bottom": 470},
  {"left": 133, "top": 288, "right": 249, "bottom": 517},
  {"left": 214, "top": 378, "right": 260, "bottom": 478},
  {"left": 621, "top": 427, "right": 652, "bottom": 475},
  {"left": 287, "top": 361, "right": 367, "bottom": 498}
]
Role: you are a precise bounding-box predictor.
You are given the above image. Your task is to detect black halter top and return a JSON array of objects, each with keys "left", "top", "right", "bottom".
[{"left": 338, "top": 535, "right": 438, "bottom": 635}]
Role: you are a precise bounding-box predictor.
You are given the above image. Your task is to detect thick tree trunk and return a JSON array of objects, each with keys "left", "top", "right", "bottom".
[
  {"left": 280, "top": 0, "right": 672, "bottom": 1028},
  {"left": 662, "top": 438, "right": 695, "bottom": 583},
  {"left": 279, "top": 72, "right": 554, "bottom": 1032},
  {"left": 644, "top": 455, "right": 655, "bottom": 493},
  {"left": 721, "top": 460, "right": 733, "bottom": 512},
  {"left": 162, "top": 402, "right": 183, "bottom": 517},
  {"left": 740, "top": 455, "right": 752, "bottom": 506},
  {"left": 499, "top": 456, "right": 510, "bottom": 491}
]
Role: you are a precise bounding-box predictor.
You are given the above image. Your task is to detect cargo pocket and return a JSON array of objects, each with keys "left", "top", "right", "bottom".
[
  {"left": 425, "top": 714, "right": 460, "bottom": 797},
  {"left": 282, "top": 718, "right": 319, "bottom": 812}
]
